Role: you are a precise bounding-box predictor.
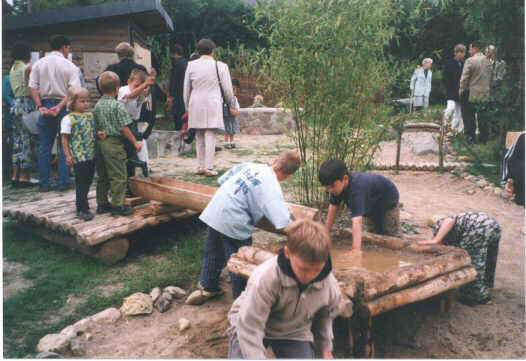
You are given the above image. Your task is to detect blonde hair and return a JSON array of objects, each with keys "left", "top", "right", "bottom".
[
  {"left": 67, "top": 87, "right": 89, "bottom": 111},
  {"left": 275, "top": 150, "right": 301, "bottom": 175},
  {"left": 128, "top": 68, "right": 148, "bottom": 83},
  {"left": 285, "top": 219, "right": 330, "bottom": 263},
  {"left": 115, "top": 42, "right": 134, "bottom": 59},
  {"left": 98, "top": 71, "right": 120, "bottom": 94},
  {"left": 254, "top": 94, "right": 264, "bottom": 104}
]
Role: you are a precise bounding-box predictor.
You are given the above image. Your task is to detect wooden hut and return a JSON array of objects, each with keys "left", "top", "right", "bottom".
[{"left": 2, "top": 0, "right": 173, "bottom": 106}]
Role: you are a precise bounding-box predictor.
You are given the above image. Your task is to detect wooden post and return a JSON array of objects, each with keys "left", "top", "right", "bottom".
[
  {"left": 96, "top": 238, "right": 130, "bottom": 265},
  {"left": 440, "top": 290, "right": 455, "bottom": 313},
  {"left": 351, "top": 312, "right": 375, "bottom": 358},
  {"left": 395, "top": 128, "right": 402, "bottom": 175},
  {"left": 439, "top": 113, "right": 445, "bottom": 173}
]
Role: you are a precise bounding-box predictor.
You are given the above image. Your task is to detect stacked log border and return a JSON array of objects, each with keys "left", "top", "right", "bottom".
[
  {"left": 403, "top": 122, "right": 441, "bottom": 131},
  {"left": 227, "top": 231, "right": 476, "bottom": 318},
  {"left": 372, "top": 162, "right": 460, "bottom": 172}
]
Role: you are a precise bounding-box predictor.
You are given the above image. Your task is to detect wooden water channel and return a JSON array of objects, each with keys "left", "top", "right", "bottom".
[{"left": 227, "top": 230, "right": 477, "bottom": 357}]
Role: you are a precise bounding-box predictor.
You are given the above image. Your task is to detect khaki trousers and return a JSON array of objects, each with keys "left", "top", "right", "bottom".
[
  {"left": 196, "top": 129, "right": 216, "bottom": 170},
  {"left": 363, "top": 204, "right": 401, "bottom": 237},
  {"left": 96, "top": 137, "right": 127, "bottom": 207}
]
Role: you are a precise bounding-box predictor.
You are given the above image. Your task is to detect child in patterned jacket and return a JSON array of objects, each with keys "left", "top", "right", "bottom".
[{"left": 61, "top": 87, "right": 96, "bottom": 221}]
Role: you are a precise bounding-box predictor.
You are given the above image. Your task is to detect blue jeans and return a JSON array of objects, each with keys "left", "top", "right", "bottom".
[
  {"left": 200, "top": 226, "right": 252, "bottom": 299},
  {"left": 38, "top": 99, "right": 70, "bottom": 188}
]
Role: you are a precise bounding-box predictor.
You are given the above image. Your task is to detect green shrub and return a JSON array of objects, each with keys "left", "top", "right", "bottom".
[{"left": 255, "top": 0, "right": 396, "bottom": 206}]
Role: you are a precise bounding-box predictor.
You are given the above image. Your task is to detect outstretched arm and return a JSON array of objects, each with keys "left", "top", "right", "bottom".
[
  {"left": 418, "top": 217, "right": 454, "bottom": 245},
  {"left": 350, "top": 216, "right": 363, "bottom": 252}
]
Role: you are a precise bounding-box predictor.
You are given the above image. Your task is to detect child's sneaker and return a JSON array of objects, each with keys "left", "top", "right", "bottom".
[
  {"left": 185, "top": 284, "right": 223, "bottom": 305},
  {"left": 77, "top": 210, "right": 94, "bottom": 221},
  {"left": 231, "top": 143, "right": 236, "bottom": 149},
  {"left": 110, "top": 205, "right": 134, "bottom": 216},
  {"left": 96, "top": 203, "right": 115, "bottom": 214}
]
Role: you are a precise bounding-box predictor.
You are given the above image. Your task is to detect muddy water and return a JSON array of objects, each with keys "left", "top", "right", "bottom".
[{"left": 331, "top": 245, "right": 429, "bottom": 273}]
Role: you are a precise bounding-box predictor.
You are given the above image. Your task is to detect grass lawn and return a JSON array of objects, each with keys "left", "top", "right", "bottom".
[
  {"left": 449, "top": 134, "right": 504, "bottom": 186},
  {"left": 3, "top": 217, "right": 206, "bottom": 358}
]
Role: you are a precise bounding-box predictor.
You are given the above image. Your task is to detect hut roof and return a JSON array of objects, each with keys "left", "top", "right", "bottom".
[{"left": 3, "top": 0, "right": 173, "bottom": 35}]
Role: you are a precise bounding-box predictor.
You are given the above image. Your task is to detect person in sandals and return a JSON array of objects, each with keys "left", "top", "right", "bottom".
[
  {"left": 227, "top": 219, "right": 342, "bottom": 358},
  {"left": 185, "top": 150, "right": 301, "bottom": 305}
]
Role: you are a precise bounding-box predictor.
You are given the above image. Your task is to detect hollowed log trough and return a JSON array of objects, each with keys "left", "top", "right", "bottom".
[
  {"left": 227, "top": 229, "right": 476, "bottom": 356},
  {"left": 129, "top": 176, "right": 321, "bottom": 234}
]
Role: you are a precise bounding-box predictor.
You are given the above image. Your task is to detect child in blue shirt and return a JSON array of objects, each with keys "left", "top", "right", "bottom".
[{"left": 186, "top": 150, "right": 301, "bottom": 305}]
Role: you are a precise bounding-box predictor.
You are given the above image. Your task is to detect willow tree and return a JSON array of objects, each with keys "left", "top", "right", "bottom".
[{"left": 255, "top": 0, "right": 396, "bottom": 206}]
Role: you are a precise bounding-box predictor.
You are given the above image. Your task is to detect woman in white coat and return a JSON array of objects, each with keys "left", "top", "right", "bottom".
[
  {"left": 410, "top": 58, "right": 433, "bottom": 112},
  {"left": 184, "top": 38, "right": 233, "bottom": 176}
]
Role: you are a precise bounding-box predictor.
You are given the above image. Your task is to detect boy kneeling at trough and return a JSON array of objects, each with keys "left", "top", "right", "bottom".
[
  {"left": 186, "top": 150, "right": 301, "bottom": 304},
  {"left": 227, "top": 219, "right": 342, "bottom": 359}
]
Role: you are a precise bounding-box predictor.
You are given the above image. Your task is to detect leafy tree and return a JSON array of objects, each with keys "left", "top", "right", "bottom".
[
  {"left": 256, "top": 0, "right": 396, "bottom": 206},
  {"left": 158, "top": 0, "right": 260, "bottom": 55}
]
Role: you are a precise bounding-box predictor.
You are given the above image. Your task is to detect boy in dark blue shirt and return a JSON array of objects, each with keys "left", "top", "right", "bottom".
[{"left": 318, "top": 160, "right": 400, "bottom": 254}]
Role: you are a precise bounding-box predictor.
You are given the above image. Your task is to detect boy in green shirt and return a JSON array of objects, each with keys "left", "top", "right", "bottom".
[{"left": 94, "top": 71, "right": 142, "bottom": 216}]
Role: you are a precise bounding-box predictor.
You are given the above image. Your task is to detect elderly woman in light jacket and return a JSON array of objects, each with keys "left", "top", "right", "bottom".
[
  {"left": 184, "top": 38, "right": 233, "bottom": 176},
  {"left": 410, "top": 58, "right": 433, "bottom": 112}
]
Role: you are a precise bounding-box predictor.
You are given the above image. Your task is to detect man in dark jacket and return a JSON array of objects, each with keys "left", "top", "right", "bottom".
[
  {"left": 167, "top": 44, "right": 188, "bottom": 130},
  {"left": 96, "top": 42, "right": 147, "bottom": 95},
  {"left": 443, "top": 43, "right": 466, "bottom": 133}
]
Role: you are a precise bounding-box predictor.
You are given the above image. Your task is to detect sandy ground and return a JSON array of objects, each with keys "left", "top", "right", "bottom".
[{"left": 4, "top": 133, "right": 525, "bottom": 358}]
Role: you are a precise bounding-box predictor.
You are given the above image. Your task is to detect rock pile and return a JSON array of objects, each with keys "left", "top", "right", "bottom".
[{"left": 36, "top": 285, "right": 187, "bottom": 357}]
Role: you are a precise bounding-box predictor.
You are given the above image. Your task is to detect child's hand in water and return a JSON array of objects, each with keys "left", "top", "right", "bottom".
[
  {"left": 346, "top": 248, "right": 362, "bottom": 260},
  {"left": 97, "top": 131, "right": 107, "bottom": 140},
  {"left": 417, "top": 239, "right": 439, "bottom": 246}
]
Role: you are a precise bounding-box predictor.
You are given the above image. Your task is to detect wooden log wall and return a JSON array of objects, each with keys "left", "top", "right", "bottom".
[
  {"left": 227, "top": 237, "right": 476, "bottom": 318},
  {"left": 227, "top": 246, "right": 355, "bottom": 318},
  {"left": 403, "top": 122, "right": 441, "bottom": 131},
  {"left": 3, "top": 18, "right": 131, "bottom": 77},
  {"left": 3, "top": 192, "right": 198, "bottom": 247}
]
